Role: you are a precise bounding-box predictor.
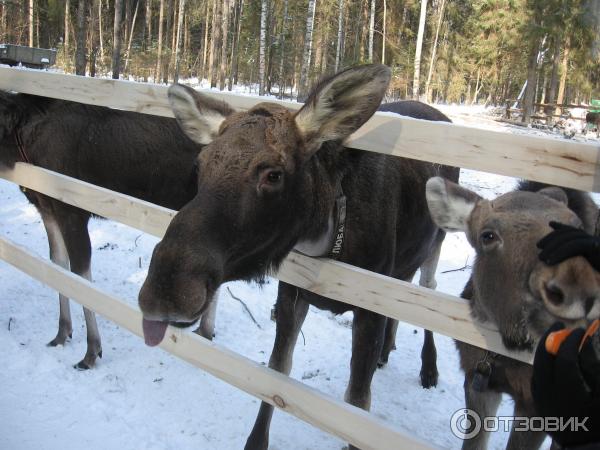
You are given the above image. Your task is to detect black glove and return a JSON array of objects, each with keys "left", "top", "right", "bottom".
[
  {"left": 537, "top": 222, "right": 600, "bottom": 271},
  {"left": 532, "top": 323, "right": 600, "bottom": 447}
]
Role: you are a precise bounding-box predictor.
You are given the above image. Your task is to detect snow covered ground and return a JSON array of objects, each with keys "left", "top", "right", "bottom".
[{"left": 0, "top": 100, "right": 597, "bottom": 450}]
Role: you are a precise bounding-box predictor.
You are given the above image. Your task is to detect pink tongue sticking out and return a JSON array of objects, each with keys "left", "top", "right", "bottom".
[{"left": 142, "top": 318, "right": 168, "bottom": 347}]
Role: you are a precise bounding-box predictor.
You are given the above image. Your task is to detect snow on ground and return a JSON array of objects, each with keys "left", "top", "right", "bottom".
[{"left": 1, "top": 101, "right": 595, "bottom": 450}]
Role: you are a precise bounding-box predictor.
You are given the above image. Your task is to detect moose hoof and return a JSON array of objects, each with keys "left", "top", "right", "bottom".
[
  {"left": 47, "top": 333, "right": 71, "bottom": 347},
  {"left": 377, "top": 355, "right": 389, "bottom": 368},
  {"left": 420, "top": 368, "right": 438, "bottom": 389},
  {"left": 74, "top": 361, "right": 91, "bottom": 371}
]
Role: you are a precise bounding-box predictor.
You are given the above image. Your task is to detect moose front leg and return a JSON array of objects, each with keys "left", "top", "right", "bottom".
[
  {"left": 344, "top": 308, "right": 386, "bottom": 450},
  {"left": 56, "top": 207, "right": 102, "bottom": 370},
  {"left": 460, "top": 370, "right": 502, "bottom": 450},
  {"left": 245, "top": 282, "right": 309, "bottom": 450},
  {"left": 418, "top": 239, "right": 442, "bottom": 388},
  {"left": 41, "top": 213, "right": 73, "bottom": 347}
]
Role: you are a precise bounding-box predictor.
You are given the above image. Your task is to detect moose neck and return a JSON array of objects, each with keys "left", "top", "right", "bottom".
[{"left": 293, "top": 143, "right": 348, "bottom": 257}]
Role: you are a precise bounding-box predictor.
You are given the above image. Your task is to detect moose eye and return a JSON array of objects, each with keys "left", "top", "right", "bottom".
[
  {"left": 480, "top": 231, "right": 498, "bottom": 248},
  {"left": 267, "top": 170, "right": 283, "bottom": 184}
]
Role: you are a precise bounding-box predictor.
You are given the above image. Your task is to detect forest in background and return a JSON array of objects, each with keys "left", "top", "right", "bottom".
[{"left": 1, "top": 0, "right": 599, "bottom": 122}]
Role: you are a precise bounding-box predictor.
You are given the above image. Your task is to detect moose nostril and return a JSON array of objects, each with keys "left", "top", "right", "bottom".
[
  {"left": 585, "top": 297, "right": 596, "bottom": 315},
  {"left": 545, "top": 283, "right": 565, "bottom": 306}
]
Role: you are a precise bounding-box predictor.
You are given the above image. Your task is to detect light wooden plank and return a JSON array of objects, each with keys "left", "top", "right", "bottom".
[
  {"left": 0, "top": 163, "right": 532, "bottom": 364},
  {"left": 0, "top": 163, "right": 174, "bottom": 238},
  {"left": 1, "top": 67, "right": 599, "bottom": 192},
  {"left": 0, "top": 235, "right": 437, "bottom": 450}
]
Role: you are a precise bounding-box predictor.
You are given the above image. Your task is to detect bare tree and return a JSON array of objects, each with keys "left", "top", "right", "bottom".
[
  {"left": 259, "top": 0, "right": 268, "bottom": 95},
  {"left": 202, "top": 0, "right": 211, "bottom": 78},
  {"left": 544, "top": 37, "right": 562, "bottom": 124},
  {"left": 145, "top": 0, "right": 152, "bottom": 50},
  {"left": 278, "top": 0, "right": 289, "bottom": 96},
  {"left": 424, "top": 0, "right": 446, "bottom": 102},
  {"left": 173, "top": 0, "right": 185, "bottom": 82},
  {"left": 98, "top": 0, "right": 104, "bottom": 61},
  {"left": 229, "top": 0, "right": 243, "bottom": 90},
  {"left": 368, "top": 0, "right": 374, "bottom": 62},
  {"left": 412, "top": 0, "right": 428, "bottom": 99},
  {"left": 29, "top": 0, "right": 33, "bottom": 46},
  {"left": 65, "top": 0, "right": 70, "bottom": 54},
  {"left": 334, "top": 0, "right": 344, "bottom": 72},
  {"left": 124, "top": 0, "right": 140, "bottom": 73},
  {"left": 155, "top": 0, "right": 164, "bottom": 81},
  {"left": 112, "top": 0, "right": 124, "bottom": 79},
  {"left": 556, "top": 37, "right": 570, "bottom": 116},
  {"left": 75, "top": 0, "right": 87, "bottom": 75},
  {"left": 298, "top": 0, "right": 317, "bottom": 101},
  {"left": 219, "top": 0, "right": 231, "bottom": 90},
  {"left": 382, "top": 0, "right": 386, "bottom": 64}
]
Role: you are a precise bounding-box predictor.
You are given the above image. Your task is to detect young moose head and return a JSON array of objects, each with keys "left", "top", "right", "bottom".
[
  {"left": 139, "top": 65, "right": 391, "bottom": 346},
  {"left": 426, "top": 177, "right": 600, "bottom": 350}
]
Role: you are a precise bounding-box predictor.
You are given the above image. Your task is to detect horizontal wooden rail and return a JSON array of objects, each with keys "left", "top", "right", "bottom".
[
  {"left": 0, "top": 235, "right": 436, "bottom": 450},
  {"left": 0, "top": 163, "right": 532, "bottom": 364},
  {"left": 1, "top": 67, "right": 598, "bottom": 193}
]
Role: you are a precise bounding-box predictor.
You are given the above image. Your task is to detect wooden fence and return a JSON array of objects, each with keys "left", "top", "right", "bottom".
[{"left": 0, "top": 66, "right": 599, "bottom": 449}]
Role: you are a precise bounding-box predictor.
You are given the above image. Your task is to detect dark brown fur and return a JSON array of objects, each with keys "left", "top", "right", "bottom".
[
  {"left": 0, "top": 91, "right": 205, "bottom": 368},
  {"left": 138, "top": 65, "right": 459, "bottom": 450}
]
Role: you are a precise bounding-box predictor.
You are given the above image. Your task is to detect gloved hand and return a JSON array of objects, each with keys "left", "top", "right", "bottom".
[
  {"left": 537, "top": 221, "right": 600, "bottom": 271},
  {"left": 532, "top": 322, "right": 600, "bottom": 447}
]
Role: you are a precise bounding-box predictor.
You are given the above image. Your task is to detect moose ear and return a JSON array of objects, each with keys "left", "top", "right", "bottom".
[
  {"left": 426, "top": 177, "right": 482, "bottom": 233},
  {"left": 167, "top": 84, "right": 235, "bottom": 145},
  {"left": 537, "top": 186, "right": 568, "bottom": 205},
  {"left": 294, "top": 64, "right": 391, "bottom": 156}
]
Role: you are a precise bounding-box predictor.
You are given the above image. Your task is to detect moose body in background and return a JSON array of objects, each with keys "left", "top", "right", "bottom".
[
  {"left": 426, "top": 177, "right": 600, "bottom": 450},
  {"left": 585, "top": 111, "right": 600, "bottom": 138},
  {"left": 138, "top": 64, "right": 459, "bottom": 450},
  {"left": 0, "top": 92, "right": 217, "bottom": 369}
]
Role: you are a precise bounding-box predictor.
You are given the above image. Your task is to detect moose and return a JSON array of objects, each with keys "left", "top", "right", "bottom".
[
  {"left": 426, "top": 177, "right": 600, "bottom": 449},
  {"left": 0, "top": 91, "right": 217, "bottom": 369},
  {"left": 585, "top": 111, "right": 600, "bottom": 138},
  {"left": 138, "top": 64, "right": 459, "bottom": 449}
]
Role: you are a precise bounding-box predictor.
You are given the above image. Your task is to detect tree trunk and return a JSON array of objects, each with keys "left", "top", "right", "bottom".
[
  {"left": 112, "top": 0, "right": 123, "bottom": 79},
  {"left": 382, "top": 0, "right": 386, "bottom": 64},
  {"left": 202, "top": 0, "right": 211, "bottom": 78},
  {"left": 1, "top": 2, "right": 6, "bottom": 43},
  {"left": 75, "top": 0, "right": 87, "bottom": 75},
  {"left": 277, "top": 0, "right": 289, "bottom": 96},
  {"left": 522, "top": 38, "right": 541, "bottom": 123},
  {"left": 124, "top": 0, "right": 131, "bottom": 49},
  {"left": 28, "top": 0, "right": 34, "bottom": 46},
  {"left": 155, "top": 0, "right": 164, "bottom": 81},
  {"left": 218, "top": 0, "right": 230, "bottom": 90},
  {"left": 334, "top": 0, "right": 343, "bottom": 73},
  {"left": 424, "top": 0, "right": 445, "bottom": 102},
  {"left": 124, "top": 0, "right": 140, "bottom": 73},
  {"left": 412, "top": 0, "right": 427, "bottom": 100},
  {"left": 545, "top": 37, "right": 561, "bottom": 121},
  {"left": 65, "top": 0, "right": 70, "bottom": 54},
  {"left": 210, "top": 0, "right": 222, "bottom": 87},
  {"left": 173, "top": 0, "right": 185, "bottom": 82},
  {"left": 556, "top": 38, "right": 570, "bottom": 116},
  {"left": 162, "top": 0, "right": 173, "bottom": 82},
  {"left": 368, "top": 0, "right": 374, "bottom": 63},
  {"left": 98, "top": 0, "right": 104, "bottom": 62},
  {"left": 258, "top": 0, "right": 268, "bottom": 95},
  {"left": 145, "top": 0, "right": 152, "bottom": 50},
  {"left": 229, "top": 0, "right": 243, "bottom": 89},
  {"left": 298, "top": 0, "right": 317, "bottom": 101}
]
